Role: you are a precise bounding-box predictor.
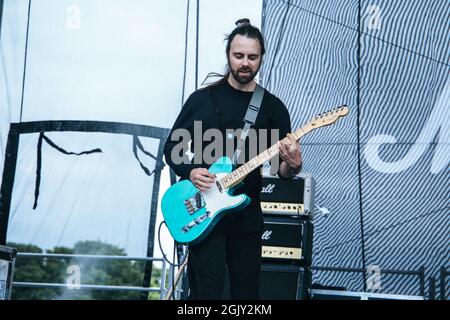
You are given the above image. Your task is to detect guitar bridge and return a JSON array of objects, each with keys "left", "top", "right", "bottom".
[{"left": 184, "top": 192, "right": 206, "bottom": 215}]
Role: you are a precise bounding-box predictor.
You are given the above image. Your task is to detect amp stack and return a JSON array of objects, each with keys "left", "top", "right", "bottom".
[{"left": 259, "top": 173, "right": 315, "bottom": 300}]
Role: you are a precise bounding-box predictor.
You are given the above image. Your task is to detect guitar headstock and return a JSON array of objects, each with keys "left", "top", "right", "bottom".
[{"left": 310, "top": 105, "right": 349, "bottom": 128}]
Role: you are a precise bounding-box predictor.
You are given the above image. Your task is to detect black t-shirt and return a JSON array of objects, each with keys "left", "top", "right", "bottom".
[{"left": 163, "top": 79, "right": 292, "bottom": 231}]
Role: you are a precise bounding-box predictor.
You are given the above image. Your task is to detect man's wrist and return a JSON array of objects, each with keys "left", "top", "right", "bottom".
[
  {"left": 289, "top": 163, "right": 302, "bottom": 176},
  {"left": 279, "top": 161, "right": 302, "bottom": 179}
]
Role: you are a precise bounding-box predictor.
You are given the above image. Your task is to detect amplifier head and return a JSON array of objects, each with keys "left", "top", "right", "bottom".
[{"left": 260, "top": 174, "right": 316, "bottom": 219}]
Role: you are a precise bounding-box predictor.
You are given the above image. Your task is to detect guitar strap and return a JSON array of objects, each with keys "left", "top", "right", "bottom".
[{"left": 233, "top": 84, "right": 264, "bottom": 164}]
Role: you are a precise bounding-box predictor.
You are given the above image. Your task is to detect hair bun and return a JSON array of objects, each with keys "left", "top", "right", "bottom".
[{"left": 235, "top": 18, "right": 251, "bottom": 27}]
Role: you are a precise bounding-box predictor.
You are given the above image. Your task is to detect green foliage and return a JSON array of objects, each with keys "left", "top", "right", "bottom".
[{"left": 6, "top": 241, "right": 162, "bottom": 300}]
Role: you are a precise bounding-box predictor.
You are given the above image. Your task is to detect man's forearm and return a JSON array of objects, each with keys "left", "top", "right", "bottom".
[{"left": 279, "top": 160, "right": 302, "bottom": 179}]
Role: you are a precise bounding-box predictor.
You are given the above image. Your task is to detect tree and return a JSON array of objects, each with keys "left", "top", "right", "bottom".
[{"left": 6, "top": 242, "right": 68, "bottom": 300}]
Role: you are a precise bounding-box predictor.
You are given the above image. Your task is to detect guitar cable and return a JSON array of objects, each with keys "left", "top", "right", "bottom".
[
  {"left": 157, "top": 220, "right": 188, "bottom": 267},
  {"left": 157, "top": 220, "right": 189, "bottom": 300}
]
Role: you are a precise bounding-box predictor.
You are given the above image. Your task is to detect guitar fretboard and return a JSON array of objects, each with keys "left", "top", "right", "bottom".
[{"left": 219, "top": 124, "right": 312, "bottom": 190}]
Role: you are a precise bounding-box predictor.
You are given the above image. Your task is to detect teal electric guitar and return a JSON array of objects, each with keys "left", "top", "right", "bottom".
[{"left": 161, "top": 105, "right": 349, "bottom": 244}]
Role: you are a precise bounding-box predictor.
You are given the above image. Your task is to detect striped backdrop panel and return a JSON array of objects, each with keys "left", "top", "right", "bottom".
[
  {"left": 360, "top": 0, "right": 449, "bottom": 296},
  {"left": 262, "top": 0, "right": 449, "bottom": 296},
  {"left": 262, "top": 0, "right": 364, "bottom": 292}
]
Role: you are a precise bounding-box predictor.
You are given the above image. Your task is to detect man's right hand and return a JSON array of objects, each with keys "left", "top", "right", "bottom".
[{"left": 189, "top": 168, "right": 216, "bottom": 192}]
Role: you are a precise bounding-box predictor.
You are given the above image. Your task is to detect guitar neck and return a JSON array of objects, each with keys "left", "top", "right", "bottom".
[{"left": 220, "top": 124, "right": 312, "bottom": 190}]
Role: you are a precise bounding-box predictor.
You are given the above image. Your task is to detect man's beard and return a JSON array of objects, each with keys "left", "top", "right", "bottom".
[{"left": 229, "top": 65, "right": 260, "bottom": 85}]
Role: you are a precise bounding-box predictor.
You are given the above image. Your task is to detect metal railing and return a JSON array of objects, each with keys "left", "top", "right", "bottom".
[
  {"left": 10, "top": 253, "right": 447, "bottom": 300},
  {"left": 12, "top": 252, "right": 176, "bottom": 300},
  {"left": 311, "top": 265, "right": 426, "bottom": 297},
  {"left": 440, "top": 267, "right": 449, "bottom": 300}
]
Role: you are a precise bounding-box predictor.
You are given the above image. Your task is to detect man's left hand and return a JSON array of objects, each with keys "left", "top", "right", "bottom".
[{"left": 279, "top": 133, "right": 302, "bottom": 170}]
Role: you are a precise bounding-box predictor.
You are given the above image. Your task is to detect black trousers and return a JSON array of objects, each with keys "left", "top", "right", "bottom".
[{"left": 187, "top": 214, "right": 263, "bottom": 300}]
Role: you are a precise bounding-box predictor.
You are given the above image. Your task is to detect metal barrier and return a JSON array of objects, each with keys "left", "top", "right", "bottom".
[
  {"left": 9, "top": 253, "right": 447, "bottom": 300},
  {"left": 11, "top": 252, "right": 180, "bottom": 300},
  {"left": 310, "top": 289, "right": 424, "bottom": 300},
  {"left": 428, "top": 277, "right": 436, "bottom": 300},
  {"left": 440, "top": 267, "right": 449, "bottom": 300},
  {"left": 311, "top": 265, "right": 426, "bottom": 297}
]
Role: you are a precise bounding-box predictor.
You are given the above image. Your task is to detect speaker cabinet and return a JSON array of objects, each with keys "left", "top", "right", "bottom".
[
  {"left": 223, "top": 263, "right": 311, "bottom": 300},
  {"left": 260, "top": 263, "right": 311, "bottom": 300},
  {"left": 0, "top": 245, "right": 17, "bottom": 300}
]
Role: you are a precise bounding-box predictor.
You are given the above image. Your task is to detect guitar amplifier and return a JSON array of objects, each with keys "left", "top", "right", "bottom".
[
  {"left": 261, "top": 215, "right": 313, "bottom": 266},
  {"left": 260, "top": 264, "right": 311, "bottom": 300},
  {"left": 0, "top": 245, "right": 17, "bottom": 300},
  {"left": 260, "top": 173, "right": 316, "bottom": 219},
  {"left": 223, "top": 263, "right": 311, "bottom": 300}
]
